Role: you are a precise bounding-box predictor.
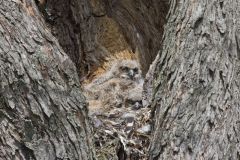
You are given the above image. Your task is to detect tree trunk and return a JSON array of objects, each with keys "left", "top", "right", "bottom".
[
  {"left": 149, "top": 0, "right": 240, "bottom": 159},
  {"left": 0, "top": 0, "right": 95, "bottom": 159}
]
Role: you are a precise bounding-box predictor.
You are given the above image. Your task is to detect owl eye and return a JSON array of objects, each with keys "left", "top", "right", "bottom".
[
  {"left": 120, "top": 66, "right": 129, "bottom": 72},
  {"left": 133, "top": 68, "right": 138, "bottom": 73}
]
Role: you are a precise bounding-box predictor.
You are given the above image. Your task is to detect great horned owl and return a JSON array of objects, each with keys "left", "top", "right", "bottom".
[
  {"left": 90, "top": 59, "right": 142, "bottom": 87},
  {"left": 111, "top": 59, "right": 141, "bottom": 81},
  {"left": 84, "top": 60, "right": 143, "bottom": 111}
]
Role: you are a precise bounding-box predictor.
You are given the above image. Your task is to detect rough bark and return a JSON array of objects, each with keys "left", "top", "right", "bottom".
[
  {"left": 0, "top": 0, "right": 95, "bottom": 159},
  {"left": 150, "top": 0, "right": 240, "bottom": 159}
]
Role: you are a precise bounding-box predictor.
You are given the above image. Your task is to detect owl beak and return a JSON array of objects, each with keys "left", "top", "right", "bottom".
[{"left": 128, "top": 70, "right": 134, "bottom": 79}]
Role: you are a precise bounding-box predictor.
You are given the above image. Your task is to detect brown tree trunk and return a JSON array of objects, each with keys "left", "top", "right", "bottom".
[
  {"left": 149, "top": 0, "right": 240, "bottom": 159},
  {"left": 0, "top": 0, "right": 95, "bottom": 159}
]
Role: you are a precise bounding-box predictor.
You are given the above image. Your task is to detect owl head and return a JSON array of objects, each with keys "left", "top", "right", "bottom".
[{"left": 110, "top": 60, "right": 142, "bottom": 81}]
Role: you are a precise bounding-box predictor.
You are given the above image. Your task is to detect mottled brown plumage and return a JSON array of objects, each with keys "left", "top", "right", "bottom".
[{"left": 84, "top": 60, "right": 143, "bottom": 109}]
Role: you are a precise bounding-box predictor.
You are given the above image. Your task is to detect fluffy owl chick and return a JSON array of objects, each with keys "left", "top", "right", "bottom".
[
  {"left": 84, "top": 60, "right": 143, "bottom": 114},
  {"left": 110, "top": 59, "right": 142, "bottom": 81},
  {"left": 84, "top": 59, "right": 142, "bottom": 98},
  {"left": 89, "top": 59, "right": 142, "bottom": 88}
]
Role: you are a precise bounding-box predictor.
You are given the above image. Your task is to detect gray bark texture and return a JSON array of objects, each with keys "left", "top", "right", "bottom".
[
  {"left": 0, "top": 0, "right": 95, "bottom": 159},
  {"left": 149, "top": 0, "right": 240, "bottom": 159}
]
